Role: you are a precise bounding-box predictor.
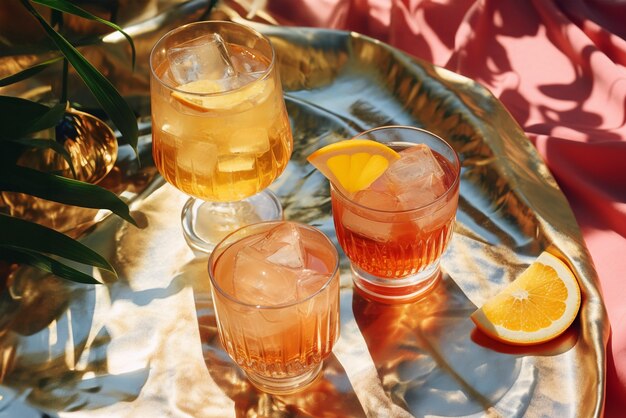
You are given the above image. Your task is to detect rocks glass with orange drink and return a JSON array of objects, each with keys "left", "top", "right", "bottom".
[
  {"left": 150, "top": 21, "right": 292, "bottom": 252},
  {"left": 208, "top": 221, "right": 341, "bottom": 394},
  {"left": 308, "top": 126, "right": 460, "bottom": 303}
]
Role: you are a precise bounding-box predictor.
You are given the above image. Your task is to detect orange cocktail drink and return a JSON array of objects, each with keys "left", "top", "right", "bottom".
[
  {"left": 331, "top": 126, "right": 460, "bottom": 303},
  {"left": 208, "top": 221, "right": 340, "bottom": 394}
]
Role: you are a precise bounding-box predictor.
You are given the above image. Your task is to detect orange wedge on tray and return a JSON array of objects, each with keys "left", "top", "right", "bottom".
[
  {"left": 471, "top": 251, "right": 581, "bottom": 346},
  {"left": 307, "top": 139, "right": 400, "bottom": 195}
]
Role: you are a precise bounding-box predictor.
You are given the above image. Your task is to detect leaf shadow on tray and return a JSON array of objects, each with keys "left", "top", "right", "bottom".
[{"left": 0, "top": 268, "right": 149, "bottom": 413}]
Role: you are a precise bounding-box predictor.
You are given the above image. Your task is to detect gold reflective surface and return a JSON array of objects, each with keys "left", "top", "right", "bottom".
[{"left": 0, "top": 1, "right": 608, "bottom": 416}]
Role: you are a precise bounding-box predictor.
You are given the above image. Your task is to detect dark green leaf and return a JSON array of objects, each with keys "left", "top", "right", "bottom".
[
  {"left": 0, "top": 213, "right": 115, "bottom": 273},
  {"left": 0, "top": 141, "right": 24, "bottom": 165},
  {"left": 0, "top": 165, "right": 137, "bottom": 226},
  {"left": 21, "top": 1, "right": 139, "bottom": 156},
  {"left": 27, "top": 101, "right": 67, "bottom": 134},
  {"left": 4, "top": 137, "right": 76, "bottom": 178},
  {"left": 0, "top": 96, "right": 50, "bottom": 138},
  {"left": 32, "top": 0, "right": 136, "bottom": 69},
  {"left": 0, "top": 98, "right": 64, "bottom": 138},
  {"left": 0, "top": 245, "right": 101, "bottom": 284},
  {"left": 0, "top": 56, "right": 63, "bottom": 87}
]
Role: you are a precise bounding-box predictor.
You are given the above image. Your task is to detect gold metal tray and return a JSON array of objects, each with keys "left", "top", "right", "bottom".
[{"left": 0, "top": 2, "right": 608, "bottom": 416}]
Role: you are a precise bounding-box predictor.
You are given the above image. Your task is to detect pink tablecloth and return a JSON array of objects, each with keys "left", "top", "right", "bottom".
[{"left": 266, "top": 0, "right": 626, "bottom": 415}]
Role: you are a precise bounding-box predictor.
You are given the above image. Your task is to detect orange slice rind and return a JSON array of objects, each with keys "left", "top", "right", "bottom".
[
  {"left": 471, "top": 251, "right": 581, "bottom": 346},
  {"left": 307, "top": 139, "right": 400, "bottom": 195}
]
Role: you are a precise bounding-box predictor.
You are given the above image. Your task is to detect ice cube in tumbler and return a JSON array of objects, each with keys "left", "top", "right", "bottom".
[
  {"left": 341, "top": 190, "right": 399, "bottom": 242},
  {"left": 166, "top": 34, "right": 236, "bottom": 85},
  {"left": 386, "top": 145, "right": 447, "bottom": 208},
  {"left": 386, "top": 144, "right": 444, "bottom": 184},
  {"left": 296, "top": 269, "right": 330, "bottom": 300},
  {"left": 233, "top": 246, "right": 298, "bottom": 306},
  {"left": 397, "top": 173, "right": 447, "bottom": 207},
  {"left": 253, "top": 223, "right": 306, "bottom": 269},
  {"left": 296, "top": 268, "right": 331, "bottom": 317},
  {"left": 354, "top": 188, "right": 401, "bottom": 211}
]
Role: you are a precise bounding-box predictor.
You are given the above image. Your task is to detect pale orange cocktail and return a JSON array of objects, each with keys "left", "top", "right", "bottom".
[
  {"left": 208, "top": 221, "right": 340, "bottom": 394},
  {"left": 332, "top": 126, "right": 460, "bottom": 303},
  {"left": 150, "top": 21, "right": 292, "bottom": 252}
]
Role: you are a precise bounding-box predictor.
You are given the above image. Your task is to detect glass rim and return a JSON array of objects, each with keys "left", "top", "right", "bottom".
[
  {"left": 149, "top": 20, "right": 276, "bottom": 96},
  {"left": 207, "top": 220, "right": 340, "bottom": 309},
  {"left": 331, "top": 125, "right": 461, "bottom": 214}
]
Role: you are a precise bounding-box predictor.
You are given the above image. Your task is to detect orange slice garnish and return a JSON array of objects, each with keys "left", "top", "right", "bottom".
[
  {"left": 307, "top": 139, "right": 400, "bottom": 195},
  {"left": 471, "top": 251, "right": 581, "bottom": 346},
  {"left": 171, "top": 79, "right": 269, "bottom": 112}
]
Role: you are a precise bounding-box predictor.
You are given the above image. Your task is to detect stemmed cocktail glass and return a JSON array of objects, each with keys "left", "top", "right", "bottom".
[{"left": 150, "top": 21, "right": 292, "bottom": 253}]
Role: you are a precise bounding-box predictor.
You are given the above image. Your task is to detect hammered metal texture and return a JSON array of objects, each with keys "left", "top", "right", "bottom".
[{"left": 0, "top": 1, "right": 607, "bottom": 417}]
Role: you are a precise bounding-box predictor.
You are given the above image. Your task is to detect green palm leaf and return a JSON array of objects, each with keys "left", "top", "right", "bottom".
[
  {"left": 32, "top": 0, "right": 136, "bottom": 69},
  {"left": 0, "top": 246, "right": 101, "bottom": 284},
  {"left": 0, "top": 213, "right": 114, "bottom": 273},
  {"left": 27, "top": 101, "right": 67, "bottom": 135},
  {"left": 0, "top": 165, "right": 137, "bottom": 226},
  {"left": 21, "top": 0, "right": 139, "bottom": 155},
  {"left": 0, "top": 56, "right": 63, "bottom": 87},
  {"left": 0, "top": 98, "right": 66, "bottom": 140}
]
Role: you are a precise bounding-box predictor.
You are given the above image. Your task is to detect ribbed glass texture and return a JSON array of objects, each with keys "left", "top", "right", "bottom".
[{"left": 212, "top": 278, "right": 340, "bottom": 378}]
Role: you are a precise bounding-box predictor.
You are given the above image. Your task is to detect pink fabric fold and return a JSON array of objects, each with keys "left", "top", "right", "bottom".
[{"left": 268, "top": 0, "right": 626, "bottom": 415}]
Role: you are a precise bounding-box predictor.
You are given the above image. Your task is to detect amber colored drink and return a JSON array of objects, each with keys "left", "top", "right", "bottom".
[
  {"left": 151, "top": 44, "right": 292, "bottom": 202},
  {"left": 332, "top": 126, "right": 460, "bottom": 303},
  {"left": 208, "top": 221, "right": 340, "bottom": 394},
  {"left": 150, "top": 21, "right": 293, "bottom": 253}
]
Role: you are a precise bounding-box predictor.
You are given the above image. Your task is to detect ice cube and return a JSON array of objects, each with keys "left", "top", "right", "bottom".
[
  {"left": 386, "top": 144, "right": 445, "bottom": 184},
  {"left": 396, "top": 173, "right": 447, "bottom": 209},
  {"left": 341, "top": 209, "right": 394, "bottom": 242},
  {"left": 353, "top": 189, "right": 401, "bottom": 211},
  {"left": 217, "top": 155, "right": 256, "bottom": 173},
  {"left": 166, "top": 34, "right": 236, "bottom": 85},
  {"left": 414, "top": 198, "right": 458, "bottom": 233},
  {"left": 230, "top": 51, "right": 267, "bottom": 75},
  {"left": 266, "top": 244, "right": 303, "bottom": 269},
  {"left": 253, "top": 223, "right": 306, "bottom": 269},
  {"left": 229, "top": 127, "right": 270, "bottom": 154},
  {"left": 176, "top": 139, "right": 217, "bottom": 176},
  {"left": 296, "top": 269, "right": 330, "bottom": 300},
  {"left": 159, "top": 123, "right": 180, "bottom": 146},
  {"left": 340, "top": 189, "right": 400, "bottom": 241},
  {"left": 384, "top": 145, "right": 447, "bottom": 209},
  {"left": 233, "top": 246, "right": 298, "bottom": 306}
]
